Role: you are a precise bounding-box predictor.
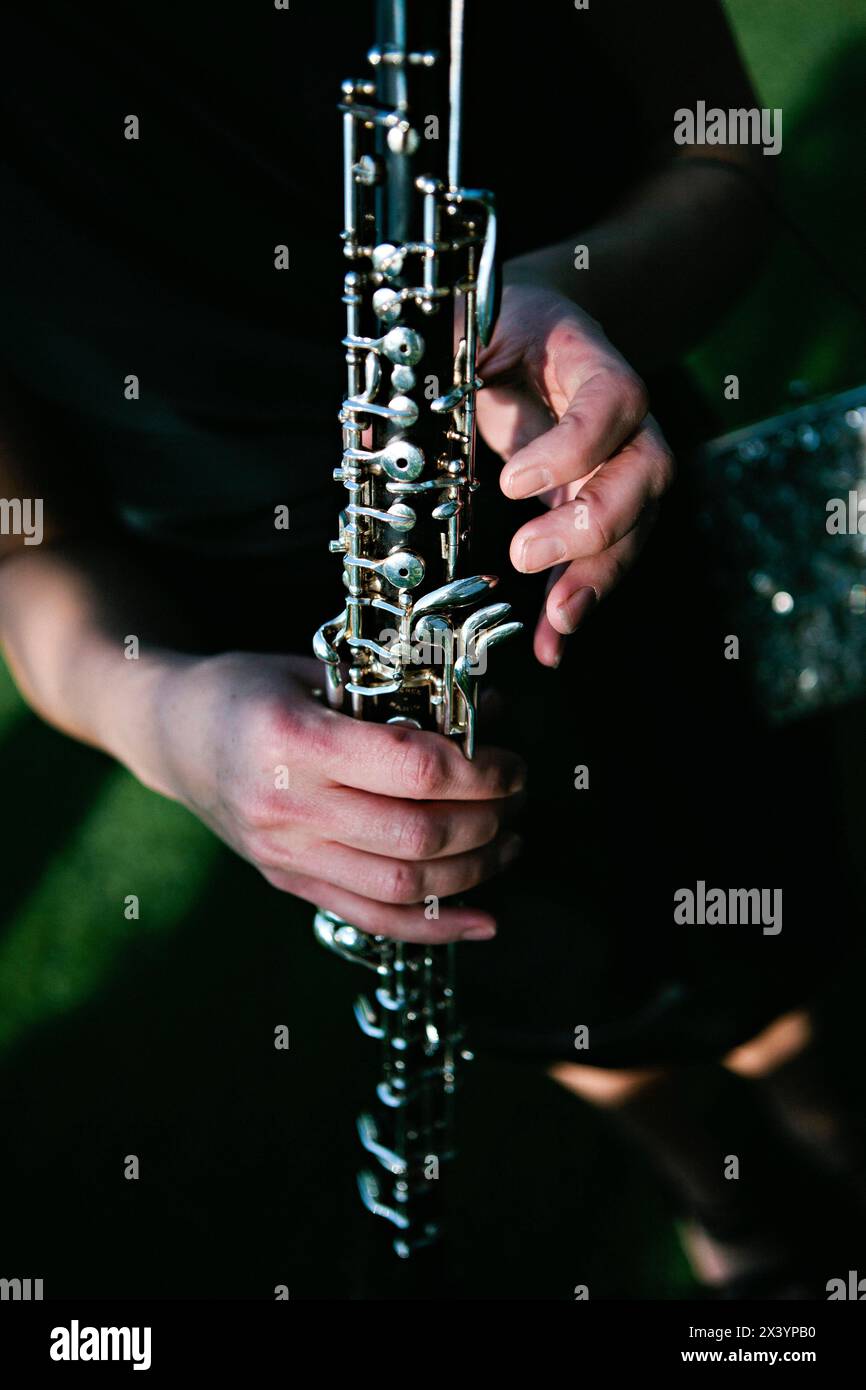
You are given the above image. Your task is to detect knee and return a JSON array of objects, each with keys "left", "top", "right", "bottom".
[
  {"left": 722, "top": 1009, "right": 812, "bottom": 1079},
  {"left": 548, "top": 1059, "right": 670, "bottom": 1107}
]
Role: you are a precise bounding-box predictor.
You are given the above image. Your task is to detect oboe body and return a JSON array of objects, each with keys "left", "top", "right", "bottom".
[{"left": 313, "top": 0, "right": 518, "bottom": 1258}]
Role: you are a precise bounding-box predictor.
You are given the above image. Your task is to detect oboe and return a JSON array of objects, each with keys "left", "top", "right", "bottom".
[{"left": 313, "top": 0, "right": 519, "bottom": 1258}]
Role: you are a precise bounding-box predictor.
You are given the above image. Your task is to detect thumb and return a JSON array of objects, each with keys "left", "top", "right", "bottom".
[{"left": 476, "top": 381, "right": 554, "bottom": 465}]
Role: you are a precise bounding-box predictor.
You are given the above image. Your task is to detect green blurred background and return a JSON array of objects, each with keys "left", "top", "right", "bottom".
[
  {"left": 2, "top": 0, "right": 866, "bottom": 1299},
  {"left": 689, "top": 0, "right": 866, "bottom": 422}
]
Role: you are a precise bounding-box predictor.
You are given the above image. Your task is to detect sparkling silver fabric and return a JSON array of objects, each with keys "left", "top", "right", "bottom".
[{"left": 695, "top": 384, "right": 866, "bottom": 723}]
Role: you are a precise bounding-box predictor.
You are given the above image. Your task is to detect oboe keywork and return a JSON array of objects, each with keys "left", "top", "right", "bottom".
[{"left": 312, "top": 0, "right": 519, "bottom": 1258}]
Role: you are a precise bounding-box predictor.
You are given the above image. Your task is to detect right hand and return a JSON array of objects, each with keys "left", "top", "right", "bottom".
[{"left": 146, "top": 650, "right": 525, "bottom": 942}]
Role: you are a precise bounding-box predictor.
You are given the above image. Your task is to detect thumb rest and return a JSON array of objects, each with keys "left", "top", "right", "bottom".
[{"left": 312, "top": 0, "right": 520, "bottom": 1257}]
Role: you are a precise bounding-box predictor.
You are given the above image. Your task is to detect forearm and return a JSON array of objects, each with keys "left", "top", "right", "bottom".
[
  {"left": 504, "top": 156, "right": 773, "bottom": 375},
  {"left": 0, "top": 541, "right": 193, "bottom": 795}
]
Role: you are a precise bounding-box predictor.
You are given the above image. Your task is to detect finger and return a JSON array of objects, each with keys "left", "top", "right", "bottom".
[
  {"left": 278, "top": 787, "right": 523, "bottom": 859},
  {"left": 307, "top": 708, "right": 526, "bottom": 801},
  {"left": 272, "top": 832, "right": 523, "bottom": 906},
  {"left": 534, "top": 605, "right": 565, "bottom": 669},
  {"left": 500, "top": 364, "right": 649, "bottom": 500},
  {"left": 544, "top": 516, "right": 655, "bottom": 637},
  {"left": 510, "top": 418, "right": 673, "bottom": 574},
  {"left": 263, "top": 869, "right": 498, "bottom": 943},
  {"left": 533, "top": 563, "right": 568, "bottom": 669}
]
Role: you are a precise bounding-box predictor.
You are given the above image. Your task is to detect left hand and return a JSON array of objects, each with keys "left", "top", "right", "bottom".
[{"left": 476, "top": 284, "right": 675, "bottom": 666}]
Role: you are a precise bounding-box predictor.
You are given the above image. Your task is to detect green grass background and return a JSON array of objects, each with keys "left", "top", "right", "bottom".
[
  {"left": 688, "top": 0, "right": 866, "bottom": 423},
  {"left": 1, "top": 0, "right": 865, "bottom": 1299}
]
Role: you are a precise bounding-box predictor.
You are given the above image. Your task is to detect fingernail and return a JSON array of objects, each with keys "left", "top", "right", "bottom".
[
  {"left": 461, "top": 924, "right": 497, "bottom": 941},
  {"left": 507, "top": 465, "right": 551, "bottom": 498},
  {"left": 520, "top": 537, "right": 566, "bottom": 571},
  {"left": 504, "top": 758, "right": 527, "bottom": 794},
  {"left": 556, "top": 586, "right": 597, "bottom": 634},
  {"left": 499, "top": 832, "right": 523, "bottom": 866}
]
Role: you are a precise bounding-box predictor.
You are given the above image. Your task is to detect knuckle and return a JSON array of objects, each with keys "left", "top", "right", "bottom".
[
  {"left": 392, "top": 734, "right": 446, "bottom": 798},
  {"left": 395, "top": 809, "right": 444, "bottom": 860},
  {"left": 377, "top": 859, "right": 423, "bottom": 904},
  {"left": 258, "top": 864, "right": 289, "bottom": 891},
  {"left": 235, "top": 780, "right": 303, "bottom": 834},
  {"left": 250, "top": 692, "right": 305, "bottom": 756},
  {"left": 247, "top": 695, "right": 315, "bottom": 772},
  {"left": 259, "top": 864, "right": 304, "bottom": 895},
  {"left": 583, "top": 502, "right": 612, "bottom": 555},
  {"left": 621, "top": 370, "right": 649, "bottom": 424},
  {"left": 245, "top": 823, "right": 304, "bottom": 872},
  {"left": 242, "top": 824, "right": 278, "bottom": 867},
  {"left": 233, "top": 781, "right": 278, "bottom": 833}
]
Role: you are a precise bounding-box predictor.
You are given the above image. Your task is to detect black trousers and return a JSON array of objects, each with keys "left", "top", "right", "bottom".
[{"left": 119, "top": 415, "right": 857, "bottom": 1070}]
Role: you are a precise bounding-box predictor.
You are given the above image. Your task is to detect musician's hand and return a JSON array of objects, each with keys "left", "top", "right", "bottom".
[
  {"left": 149, "top": 650, "right": 524, "bottom": 943},
  {"left": 477, "top": 284, "right": 674, "bottom": 667}
]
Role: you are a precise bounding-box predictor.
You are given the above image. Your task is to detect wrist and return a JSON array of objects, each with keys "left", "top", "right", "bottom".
[
  {"left": 99, "top": 643, "right": 198, "bottom": 801},
  {"left": 502, "top": 248, "right": 620, "bottom": 346},
  {"left": 503, "top": 246, "right": 579, "bottom": 303}
]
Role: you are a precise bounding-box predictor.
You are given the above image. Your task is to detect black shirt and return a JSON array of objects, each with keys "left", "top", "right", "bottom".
[{"left": 0, "top": 0, "right": 718, "bottom": 555}]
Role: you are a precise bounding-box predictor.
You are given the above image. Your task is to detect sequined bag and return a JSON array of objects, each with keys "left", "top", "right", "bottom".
[{"left": 694, "top": 383, "right": 866, "bottom": 723}]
